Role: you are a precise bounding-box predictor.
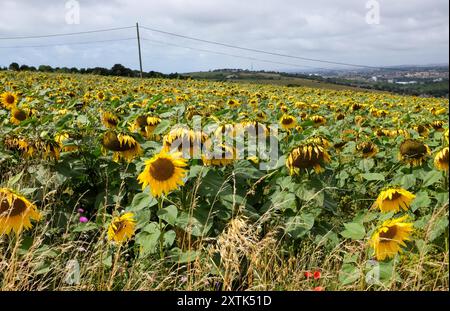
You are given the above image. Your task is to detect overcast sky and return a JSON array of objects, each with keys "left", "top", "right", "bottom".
[{"left": 0, "top": 0, "right": 448, "bottom": 73}]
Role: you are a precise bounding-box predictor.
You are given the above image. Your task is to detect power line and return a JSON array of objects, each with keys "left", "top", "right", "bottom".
[
  {"left": 0, "top": 26, "right": 134, "bottom": 40},
  {"left": 0, "top": 37, "right": 136, "bottom": 49},
  {"left": 141, "top": 37, "right": 330, "bottom": 70},
  {"left": 140, "top": 25, "right": 400, "bottom": 70}
]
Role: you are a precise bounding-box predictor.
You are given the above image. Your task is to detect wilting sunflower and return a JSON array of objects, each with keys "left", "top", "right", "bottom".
[
  {"left": 137, "top": 151, "right": 188, "bottom": 197},
  {"left": 1, "top": 91, "right": 18, "bottom": 109},
  {"left": 414, "top": 125, "right": 429, "bottom": 137},
  {"left": 399, "top": 139, "right": 431, "bottom": 167},
  {"left": 356, "top": 141, "right": 378, "bottom": 158},
  {"left": 279, "top": 115, "right": 297, "bottom": 130},
  {"left": 434, "top": 147, "right": 449, "bottom": 172},
  {"left": 202, "top": 144, "right": 237, "bottom": 166},
  {"left": 54, "top": 133, "right": 78, "bottom": 152},
  {"left": 131, "top": 115, "right": 161, "bottom": 138},
  {"left": 101, "top": 111, "right": 120, "bottom": 129},
  {"left": 164, "top": 127, "right": 209, "bottom": 159},
  {"left": 310, "top": 115, "right": 327, "bottom": 126},
  {"left": 430, "top": 120, "right": 444, "bottom": 132},
  {"left": 10, "top": 107, "right": 29, "bottom": 124},
  {"left": 372, "top": 187, "right": 415, "bottom": 213},
  {"left": 102, "top": 131, "right": 142, "bottom": 162},
  {"left": 107, "top": 212, "right": 136, "bottom": 243},
  {"left": 335, "top": 113, "right": 345, "bottom": 121},
  {"left": 370, "top": 216, "right": 414, "bottom": 261},
  {"left": 0, "top": 188, "right": 41, "bottom": 235},
  {"left": 286, "top": 143, "right": 331, "bottom": 175}
]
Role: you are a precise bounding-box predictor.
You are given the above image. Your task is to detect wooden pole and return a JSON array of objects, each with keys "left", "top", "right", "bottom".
[{"left": 136, "top": 22, "right": 143, "bottom": 78}]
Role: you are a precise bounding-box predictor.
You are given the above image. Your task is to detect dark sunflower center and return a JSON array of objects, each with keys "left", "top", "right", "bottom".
[
  {"left": 379, "top": 225, "right": 398, "bottom": 241},
  {"left": 0, "top": 197, "right": 28, "bottom": 217},
  {"left": 136, "top": 116, "right": 148, "bottom": 127},
  {"left": 400, "top": 140, "right": 427, "bottom": 158},
  {"left": 5, "top": 95, "right": 15, "bottom": 104},
  {"left": 149, "top": 158, "right": 175, "bottom": 181},
  {"left": 387, "top": 191, "right": 402, "bottom": 201},
  {"left": 282, "top": 118, "right": 293, "bottom": 125},
  {"left": 14, "top": 109, "right": 27, "bottom": 121},
  {"left": 291, "top": 147, "right": 323, "bottom": 169},
  {"left": 103, "top": 134, "right": 135, "bottom": 152},
  {"left": 361, "top": 144, "right": 374, "bottom": 154},
  {"left": 107, "top": 117, "right": 118, "bottom": 127}
]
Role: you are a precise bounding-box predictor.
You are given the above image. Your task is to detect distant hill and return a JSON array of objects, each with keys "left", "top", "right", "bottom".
[{"left": 182, "top": 70, "right": 379, "bottom": 92}]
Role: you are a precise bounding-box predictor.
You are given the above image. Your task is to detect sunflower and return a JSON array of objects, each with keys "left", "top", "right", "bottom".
[
  {"left": 434, "top": 147, "right": 449, "bottom": 172},
  {"left": 279, "top": 115, "right": 297, "bottom": 130},
  {"left": 430, "top": 120, "right": 444, "bottom": 132},
  {"left": 137, "top": 151, "right": 188, "bottom": 197},
  {"left": 286, "top": 143, "right": 331, "bottom": 175},
  {"left": 202, "top": 144, "right": 237, "bottom": 166},
  {"left": 370, "top": 216, "right": 414, "bottom": 261},
  {"left": 399, "top": 139, "right": 431, "bottom": 167},
  {"left": 356, "top": 141, "right": 378, "bottom": 158},
  {"left": 101, "top": 111, "right": 120, "bottom": 129},
  {"left": 335, "top": 113, "right": 345, "bottom": 121},
  {"left": 310, "top": 115, "right": 327, "bottom": 126},
  {"left": 0, "top": 188, "right": 41, "bottom": 235},
  {"left": 414, "top": 125, "right": 429, "bottom": 137},
  {"left": 96, "top": 91, "right": 106, "bottom": 101},
  {"left": 163, "top": 128, "right": 209, "bottom": 159},
  {"left": 102, "top": 131, "right": 142, "bottom": 162},
  {"left": 131, "top": 115, "right": 161, "bottom": 138},
  {"left": 372, "top": 187, "right": 415, "bottom": 213},
  {"left": 1, "top": 91, "right": 18, "bottom": 109},
  {"left": 227, "top": 99, "right": 240, "bottom": 108},
  {"left": 10, "top": 107, "right": 28, "bottom": 124},
  {"left": 240, "top": 121, "right": 268, "bottom": 137},
  {"left": 107, "top": 212, "right": 136, "bottom": 243},
  {"left": 36, "top": 140, "right": 61, "bottom": 160}
]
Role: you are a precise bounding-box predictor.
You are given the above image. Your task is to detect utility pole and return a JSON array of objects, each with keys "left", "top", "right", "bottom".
[{"left": 136, "top": 22, "right": 143, "bottom": 78}]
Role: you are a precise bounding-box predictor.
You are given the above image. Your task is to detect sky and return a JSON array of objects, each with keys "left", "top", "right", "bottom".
[{"left": 0, "top": 0, "right": 448, "bottom": 73}]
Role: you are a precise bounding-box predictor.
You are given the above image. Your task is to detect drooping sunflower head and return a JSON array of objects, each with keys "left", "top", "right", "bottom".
[
  {"left": 132, "top": 115, "right": 161, "bottom": 138},
  {"left": 202, "top": 144, "right": 237, "bottom": 167},
  {"left": 54, "top": 132, "right": 78, "bottom": 152},
  {"left": 137, "top": 151, "right": 188, "bottom": 197},
  {"left": 101, "top": 111, "right": 120, "bottom": 129},
  {"left": 102, "top": 131, "right": 142, "bottom": 162},
  {"left": 308, "top": 136, "right": 330, "bottom": 148},
  {"left": 310, "top": 115, "right": 327, "bottom": 126},
  {"left": 0, "top": 188, "right": 41, "bottom": 235},
  {"left": 430, "top": 120, "right": 445, "bottom": 132},
  {"left": 399, "top": 139, "right": 431, "bottom": 167},
  {"left": 286, "top": 143, "right": 331, "bottom": 175},
  {"left": 370, "top": 215, "right": 414, "bottom": 261},
  {"left": 356, "top": 141, "right": 378, "bottom": 158},
  {"left": 36, "top": 139, "right": 61, "bottom": 160},
  {"left": 107, "top": 212, "right": 136, "bottom": 243},
  {"left": 335, "top": 113, "right": 345, "bottom": 121},
  {"left": 240, "top": 121, "right": 268, "bottom": 137},
  {"left": 279, "top": 114, "right": 297, "bottom": 130},
  {"left": 1, "top": 91, "right": 18, "bottom": 109},
  {"left": 414, "top": 125, "right": 429, "bottom": 137},
  {"left": 373, "top": 187, "right": 415, "bottom": 213},
  {"left": 163, "top": 127, "right": 209, "bottom": 158},
  {"left": 434, "top": 147, "right": 449, "bottom": 172}
]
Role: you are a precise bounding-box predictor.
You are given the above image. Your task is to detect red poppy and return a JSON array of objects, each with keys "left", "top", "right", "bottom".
[
  {"left": 313, "top": 271, "right": 321, "bottom": 279},
  {"left": 313, "top": 286, "right": 324, "bottom": 291},
  {"left": 304, "top": 271, "right": 313, "bottom": 278}
]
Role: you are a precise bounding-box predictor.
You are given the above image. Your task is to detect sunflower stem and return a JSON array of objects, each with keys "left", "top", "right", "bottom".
[{"left": 158, "top": 197, "right": 165, "bottom": 260}]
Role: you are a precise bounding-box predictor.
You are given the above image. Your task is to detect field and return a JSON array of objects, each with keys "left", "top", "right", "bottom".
[{"left": 0, "top": 70, "right": 448, "bottom": 291}]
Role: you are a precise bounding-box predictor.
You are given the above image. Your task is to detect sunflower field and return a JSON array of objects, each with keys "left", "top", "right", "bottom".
[{"left": 0, "top": 70, "right": 448, "bottom": 291}]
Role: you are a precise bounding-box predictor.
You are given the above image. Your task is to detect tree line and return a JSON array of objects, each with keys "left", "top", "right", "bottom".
[{"left": 2, "top": 62, "right": 189, "bottom": 80}]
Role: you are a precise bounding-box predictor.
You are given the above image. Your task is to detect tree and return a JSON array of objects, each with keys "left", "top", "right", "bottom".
[{"left": 9, "top": 62, "right": 20, "bottom": 71}]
